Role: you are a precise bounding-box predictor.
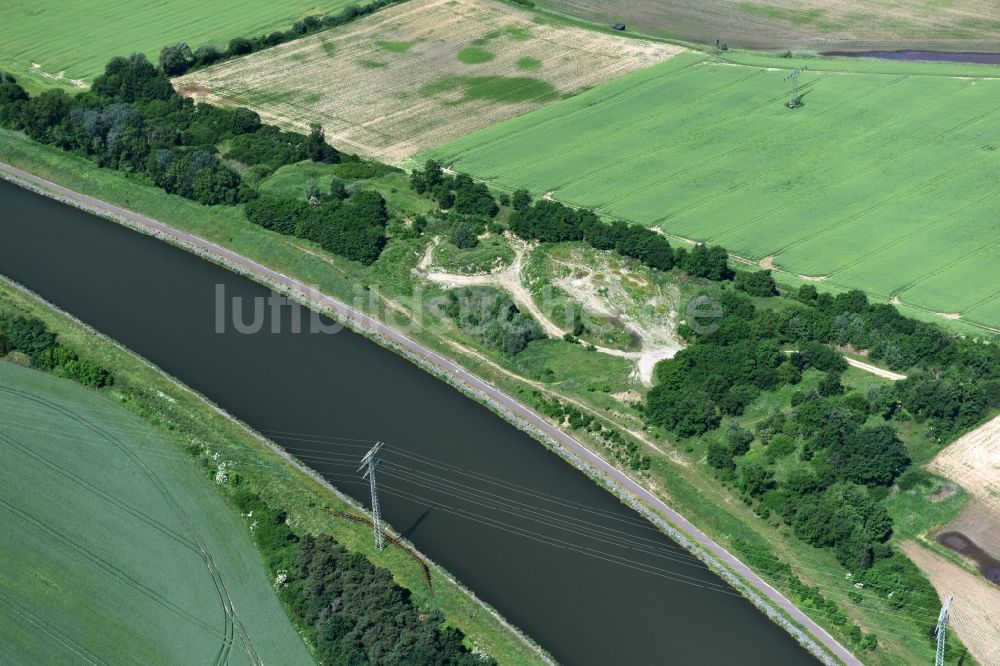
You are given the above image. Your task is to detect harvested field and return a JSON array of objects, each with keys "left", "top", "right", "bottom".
[
  {"left": 902, "top": 541, "right": 1000, "bottom": 666},
  {"left": 535, "top": 0, "right": 1000, "bottom": 52},
  {"left": 931, "top": 414, "right": 1000, "bottom": 514},
  {"left": 426, "top": 52, "right": 1000, "bottom": 329},
  {"left": 0, "top": 0, "right": 363, "bottom": 92},
  {"left": 174, "top": 0, "right": 682, "bottom": 162}
]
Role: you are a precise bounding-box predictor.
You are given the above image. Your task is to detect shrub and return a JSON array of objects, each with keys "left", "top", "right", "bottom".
[
  {"left": 158, "top": 42, "right": 194, "bottom": 75},
  {"left": 450, "top": 221, "right": 479, "bottom": 249},
  {"left": 735, "top": 269, "right": 778, "bottom": 297}
]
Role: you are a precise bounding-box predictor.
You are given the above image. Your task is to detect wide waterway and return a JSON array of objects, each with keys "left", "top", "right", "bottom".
[{"left": 0, "top": 179, "right": 814, "bottom": 665}]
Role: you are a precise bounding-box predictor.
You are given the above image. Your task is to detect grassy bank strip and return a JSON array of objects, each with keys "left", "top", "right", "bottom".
[
  {"left": 0, "top": 143, "right": 851, "bottom": 664},
  {"left": 0, "top": 127, "right": 941, "bottom": 663},
  {"left": 0, "top": 280, "right": 549, "bottom": 665}
]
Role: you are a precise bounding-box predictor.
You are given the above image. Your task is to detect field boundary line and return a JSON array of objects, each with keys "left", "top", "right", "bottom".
[
  {"left": 646, "top": 75, "right": 969, "bottom": 231},
  {"left": 435, "top": 56, "right": 711, "bottom": 164},
  {"left": 0, "top": 589, "right": 106, "bottom": 665}
]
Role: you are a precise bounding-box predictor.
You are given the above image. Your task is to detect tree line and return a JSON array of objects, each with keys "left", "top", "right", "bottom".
[
  {"left": 159, "top": 0, "right": 410, "bottom": 77},
  {"left": 0, "top": 315, "right": 114, "bottom": 388},
  {"left": 0, "top": 56, "right": 342, "bottom": 205},
  {"left": 246, "top": 188, "right": 389, "bottom": 265},
  {"left": 409, "top": 161, "right": 747, "bottom": 283},
  {"left": 0, "top": 55, "right": 397, "bottom": 264},
  {"left": 644, "top": 285, "right": 1000, "bottom": 646},
  {"left": 193, "top": 481, "right": 491, "bottom": 665}
]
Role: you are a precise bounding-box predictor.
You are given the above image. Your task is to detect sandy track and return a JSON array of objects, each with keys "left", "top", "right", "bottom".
[
  {"left": 843, "top": 357, "right": 906, "bottom": 381},
  {"left": 0, "top": 162, "right": 856, "bottom": 665},
  {"left": 419, "top": 237, "right": 681, "bottom": 385},
  {"left": 901, "top": 541, "right": 1000, "bottom": 666}
]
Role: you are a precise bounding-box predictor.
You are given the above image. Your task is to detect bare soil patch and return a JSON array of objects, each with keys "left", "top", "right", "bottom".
[
  {"left": 902, "top": 541, "right": 1000, "bottom": 666},
  {"left": 175, "top": 0, "right": 682, "bottom": 162},
  {"left": 944, "top": 499, "right": 1000, "bottom": 563}
]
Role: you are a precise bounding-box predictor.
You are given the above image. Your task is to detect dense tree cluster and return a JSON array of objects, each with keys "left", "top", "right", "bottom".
[
  {"left": 509, "top": 195, "right": 677, "bottom": 271},
  {"left": 411, "top": 161, "right": 499, "bottom": 218},
  {"left": 0, "top": 55, "right": 391, "bottom": 263},
  {"left": 734, "top": 269, "right": 777, "bottom": 297},
  {"left": 230, "top": 491, "right": 490, "bottom": 666},
  {"left": 0, "top": 57, "right": 347, "bottom": 206},
  {"left": 0, "top": 315, "right": 113, "bottom": 388},
  {"left": 647, "top": 284, "right": 1000, "bottom": 581},
  {"left": 674, "top": 243, "right": 732, "bottom": 280},
  {"left": 442, "top": 287, "right": 544, "bottom": 356},
  {"left": 226, "top": 123, "right": 340, "bottom": 174},
  {"left": 0, "top": 62, "right": 254, "bottom": 204},
  {"left": 157, "top": 0, "right": 410, "bottom": 78},
  {"left": 245, "top": 190, "right": 389, "bottom": 265},
  {"left": 450, "top": 220, "right": 480, "bottom": 249}
]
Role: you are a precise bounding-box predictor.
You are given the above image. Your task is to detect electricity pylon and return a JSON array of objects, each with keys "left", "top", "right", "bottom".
[
  {"left": 785, "top": 67, "right": 807, "bottom": 109},
  {"left": 359, "top": 442, "right": 385, "bottom": 551},
  {"left": 934, "top": 594, "right": 953, "bottom": 666}
]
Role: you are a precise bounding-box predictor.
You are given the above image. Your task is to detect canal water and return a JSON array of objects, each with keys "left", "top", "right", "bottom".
[{"left": 0, "top": 179, "right": 814, "bottom": 664}]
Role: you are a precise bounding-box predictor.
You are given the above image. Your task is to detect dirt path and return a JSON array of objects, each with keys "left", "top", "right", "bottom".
[
  {"left": 843, "top": 357, "right": 907, "bottom": 381},
  {"left": 416, "top": 236, "right": 440, "bottom": 272},
  {"left": 445, "top": 339, "right": 666, "bottom": 455},
  {"left": 902, "top": 541, "right": 1000, "bottom": 666},
  {"left": 420, "top": 237, "right": 682, "bottom": 385},
  {"left": 424, "top": 236, "right": 565, "bottom": 336},
  {"left": 0, "top": 162, "right": 856, "bottom": 666}
]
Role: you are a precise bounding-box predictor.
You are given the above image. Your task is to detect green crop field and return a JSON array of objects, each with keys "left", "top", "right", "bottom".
[
  {"left": 0, "top": 361, "right": 311, "bottom": 664},
  {"left": 0, "top": 0, "right": 360, "bottom": 92},
  {"left": 425, "top": 51, "right": 1000, "bottom": 330}
]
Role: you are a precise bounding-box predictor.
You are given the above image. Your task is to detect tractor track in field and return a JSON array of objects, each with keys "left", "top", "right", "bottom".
[
  {"left": 0, "top": 386, "right": 261, "bottom": 666},
  {"left": 638, "top": 73, "right": 965, "bottom": 230},
  {"left": 598, "top": 74, "right": 918, "bottom": 217},
  {"left": 507, "top": 69, "right": 834, "bottom": 197},
  {"left": 0, "top": 496, "right": 235, "bottom": 649},
  {"left": 761, "top": 148, "right": 997, "bottom": 259},
  {"left": 684, "top": 83, "right": 1000, "bottom": 245},
  {"left": 0, "top": 588, "right": 106, "bottom": 665},
  {"left": 806, "top": 186, "right": 1000, "bottom": 278},
  {"left": 0, "top": 429, "right": 202, "bottom": 554},
  {"left": 582, "top": 72, "right": 896, "bottom": 213},
  {"left": 490, "top": 65, "right": 770, "bottom": 185}
]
